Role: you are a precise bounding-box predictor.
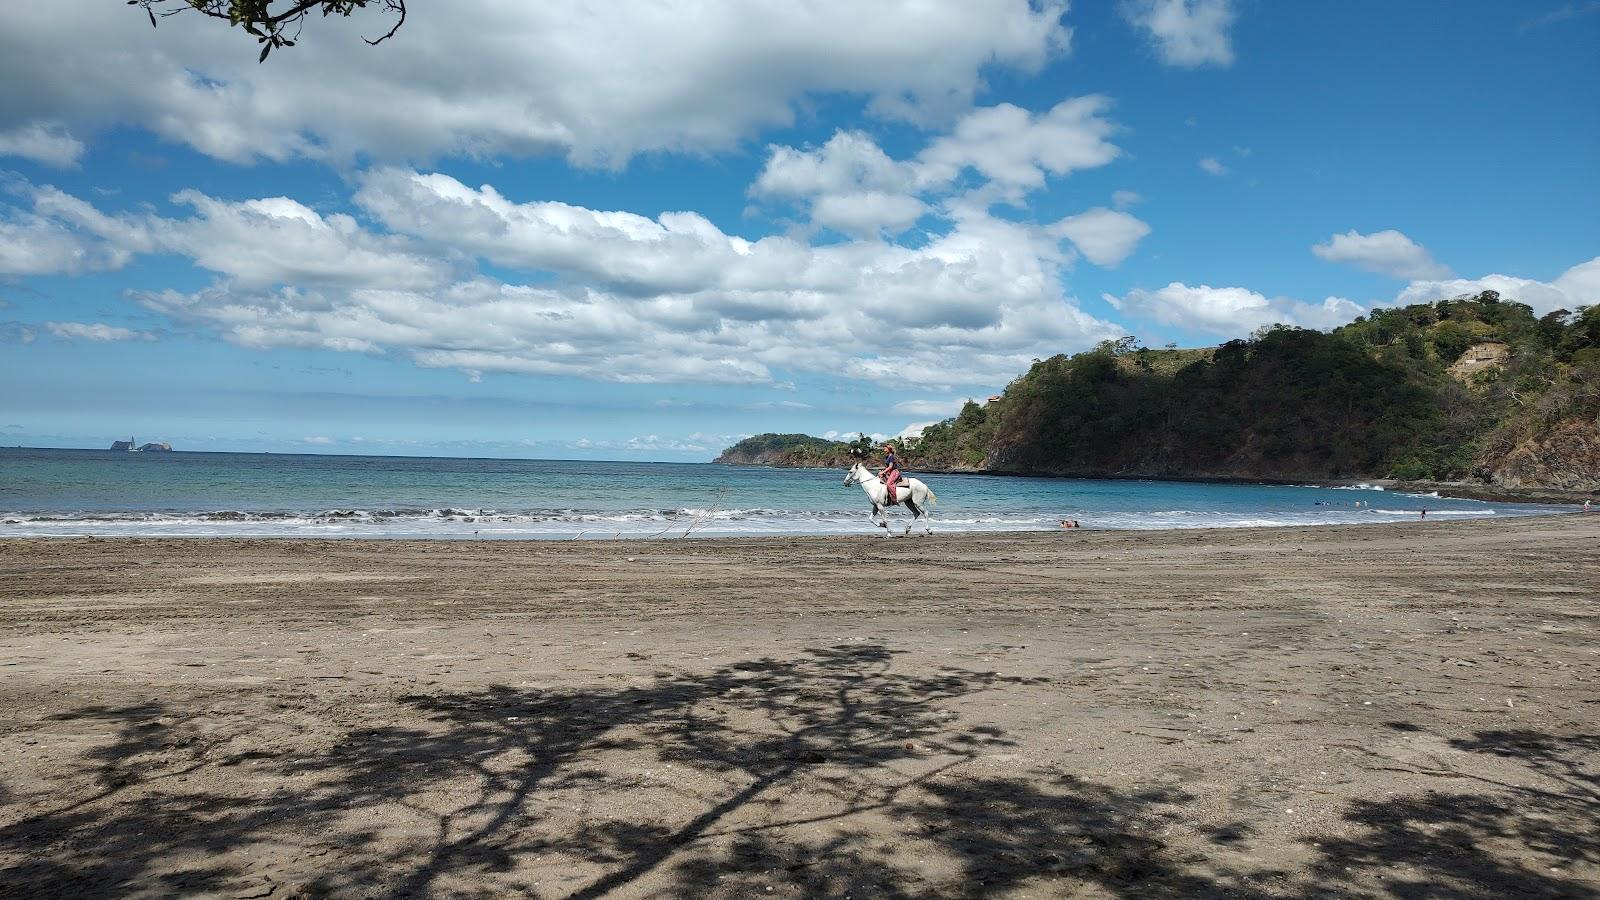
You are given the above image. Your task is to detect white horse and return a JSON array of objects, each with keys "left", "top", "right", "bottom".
[{"left": 843, "top": 462, "right": 937, "bottom": 536}]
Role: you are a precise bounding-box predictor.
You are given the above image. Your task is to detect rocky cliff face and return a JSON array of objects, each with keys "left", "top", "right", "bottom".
[
  {"left": 1483, "top": 419, "right": 1600, "bottom": 491},
  {"left": 1447, "top": 341, "right": 1510, "bottom": 382}
]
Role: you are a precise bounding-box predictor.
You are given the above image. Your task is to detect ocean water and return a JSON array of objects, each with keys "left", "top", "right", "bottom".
[{"left": 0, "top": 447, "right": 1570, "bottom": 539}]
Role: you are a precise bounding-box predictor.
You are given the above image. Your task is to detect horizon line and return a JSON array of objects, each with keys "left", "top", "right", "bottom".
[{"left": 0, "top": 444, "right": 730, "bottom": 466}]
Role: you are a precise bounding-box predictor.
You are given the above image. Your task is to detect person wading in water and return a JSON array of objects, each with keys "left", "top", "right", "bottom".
[{"left": 880, "top": 442, "right": 903, "bottom": 504}]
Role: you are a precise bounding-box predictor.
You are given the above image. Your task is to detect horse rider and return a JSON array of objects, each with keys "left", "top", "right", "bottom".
[{"left": 880, "top": 442, "right": 902, "bottom": 503}]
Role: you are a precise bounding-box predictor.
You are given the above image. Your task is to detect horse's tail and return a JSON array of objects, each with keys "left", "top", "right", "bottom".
[{"left": 925, "top": 484, "right": 937, "bottom": 507}]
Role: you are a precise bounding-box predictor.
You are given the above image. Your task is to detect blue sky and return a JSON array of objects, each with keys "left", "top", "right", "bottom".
[{"left": 1, "top": 0, "right": 1596, "bottom": 459}]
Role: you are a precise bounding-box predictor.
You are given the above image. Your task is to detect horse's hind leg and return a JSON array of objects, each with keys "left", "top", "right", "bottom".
[{"left": 903, "top": 499, "right": 920, "bottom": 536}]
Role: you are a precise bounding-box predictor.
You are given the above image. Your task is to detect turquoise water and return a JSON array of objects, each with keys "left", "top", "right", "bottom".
[{"left": 0, "top": 447, "right": 1569, "bottom": 539}]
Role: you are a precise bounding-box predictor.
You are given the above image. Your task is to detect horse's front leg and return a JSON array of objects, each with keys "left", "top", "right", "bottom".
[{"left": 869, "top": 504, "right": 887, "bottom": 530}]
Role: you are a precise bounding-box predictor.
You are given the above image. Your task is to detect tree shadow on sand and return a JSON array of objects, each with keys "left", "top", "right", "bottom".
[
  {"left": 2, "top": 646, "right": 1595, "bottom": 898},
  {"left": 1302, "top": 730, "right": 1599, "bottom": 899}
]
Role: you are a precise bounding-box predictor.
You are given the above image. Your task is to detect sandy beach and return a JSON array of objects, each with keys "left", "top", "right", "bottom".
[{"left": 1, "top": 518, "right": 1596, "bottom": 898}]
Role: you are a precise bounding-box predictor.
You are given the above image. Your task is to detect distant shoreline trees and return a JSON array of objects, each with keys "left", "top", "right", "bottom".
[{"left": 721, "top": 292, "right": 1600, "bottom": 488}]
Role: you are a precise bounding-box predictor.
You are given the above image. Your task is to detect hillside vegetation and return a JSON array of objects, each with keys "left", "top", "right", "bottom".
[
  {"left": 720, "top": 292, "right": 1600, "bottom": 491},
  {"left": 713, "top": 432, "right": 873, "bottom": 467}
]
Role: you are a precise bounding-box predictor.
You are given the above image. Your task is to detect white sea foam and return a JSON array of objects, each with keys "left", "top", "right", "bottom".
[
  {"left": 1370, "top": 508, "right": 1494, "bottom": 518},
  {"left": 0, "top": 499, "right": 1545, "bottom": 538}
]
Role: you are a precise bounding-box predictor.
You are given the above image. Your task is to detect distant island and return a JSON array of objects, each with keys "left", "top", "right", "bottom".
[
  {"left": 109, "top": 438, "right": 173, "bottom": 452},
  {"left": 718, "top": 291, "right": 1600, "bottom": 495}
]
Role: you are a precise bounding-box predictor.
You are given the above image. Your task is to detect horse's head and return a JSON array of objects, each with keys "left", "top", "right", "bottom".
[{"left": 843, "top": 463, "right": 866, "bottom": 486}]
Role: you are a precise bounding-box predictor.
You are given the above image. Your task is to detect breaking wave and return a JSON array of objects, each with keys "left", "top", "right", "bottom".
[{"left": 0, "top": 500, "right": 1530, "bottom": 538}]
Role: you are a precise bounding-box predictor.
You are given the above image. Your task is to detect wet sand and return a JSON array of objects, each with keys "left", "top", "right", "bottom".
[{"left": 1, "top": 517, "right": 1597, "bottom": 898}]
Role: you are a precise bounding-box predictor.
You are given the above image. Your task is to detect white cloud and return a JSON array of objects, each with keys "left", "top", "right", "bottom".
[
  {"left": 0, "top": 213, "right": 125, "bottom": 276},
  {"left": 7, "top": 182, "right": 449, "bottom": 289},
  {"left": 754, "top": 131, "right": 918, "bottom": 199},
  {"left": 1049, "top": 207, "right": 1151, "bottom": 267},
  {"left": 303, "top": 435, "right": 333, "bottom": 445},
  {"left": 824, "top": 430, "right": 890, "bottom": 444},
  {"left": 753, "top": 96, "right": 1123, "bottom": 233},
  {"left": 4, "top": 165, "right": 1117, "bottom": 388},
  {"left": 1394, "top": 256, "right": 1600, "bottom": 315},
  {"left": 1520, "top": 2, "right": 1600, "bottom": 31},
  {"left": 807, "top": 192, "right": 929, "bottom": 239},
  {"left": 619, "top": 434, "right": 710, "bottom": 453},
  {"left": 160, "top": 192, "right": 451, "bottom": 290},
  {"left": 1121, "top": 0, "right": 1238, "bottom": 68},
  {"left": 898, "top": 421, "right": 940, "bottom": 441},
  {"left": 893, "top": 398, "right": 969, "bottom": 417},
  {"left": 1107, "top": 283, "right": 1364, "bottom": 335},
  {"left": 44, "top": 321, "right": 156, "bottom": 342},
  {"left": 1312, "top": 229, "right": 1451, "bottom": 280},
  {"left": 1197, "top": 157, "right": 1228, "bottom": 176},
  {"left": 1111, "top": 190, "right": 1142, "bottom": 209},
  {"left": 0, "top": 123, "right": 85, "bottom": 167},
  {"left": 918, "top": 96, "right": 1122, "bottom": 192},
  {"left": 0, "top": 0, "right": 1069, "bottom": 167},
  {"left": 4, "top": 77, "right": 1143, "bottom": 394},
  {"left": 751, "top": 133, "right": 927, "bottom": 236}
]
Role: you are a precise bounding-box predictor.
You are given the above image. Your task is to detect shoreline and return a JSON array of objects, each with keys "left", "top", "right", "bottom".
[
  {"left": 0, "top": 510, "right": 1579, "bottom": 542},
  {"left": 717, "top": 461, "right": 1599, "bottom": 505}
]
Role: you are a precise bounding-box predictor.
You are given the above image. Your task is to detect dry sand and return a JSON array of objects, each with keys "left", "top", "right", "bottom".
[{"left": 1, "top": 517, "right": 1597, "bottom": 898}]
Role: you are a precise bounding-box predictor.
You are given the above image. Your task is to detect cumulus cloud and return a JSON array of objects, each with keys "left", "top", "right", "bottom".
[
  {"left": 0, "top": 0, "right": 1068, "bottom": 167},
  {"left": 1106, "top": 283, "right": 1364, "bottom": 335},
  {"left": 6, "top": 166, "right": 1119, "bottom": 388},
  {"left": 918, "top": 97, "right": 1123, "bottom": 193},
  {"left": 591, "top": 434, "right": 715, "bottom": 453},
  {"left": 754, "top": 131, "right": 918, "bottom": 199},
  {"left": 898, "top": 421, "right": 940, "bottom": 441},
  {"left": 44, "top": 321, "right": 157, "bottom": 342},
  {"left": 825, "top": 430, "right": 891, "bottom": 443},
  {"left": 5, "top": 182, "right": 450, "bottom": 288},
  {"left": 752, "top": 97, "right": 1124, "bottom": 234},
  {"left": 1, "top": 67, "right": 1149, "bottom": 395},
  {"left": 751, "top": 131, "right": 926, "bottom": 237},
  {"left": 1312, "top": 229, "right": 1451, "bottom": 280},
  {"left": 0, "top": 212, "right": 127, "bottom": 276},
  {"left": 1121, "top": 0, "right": 1238, "bottom": 68},
  {"left": 893, "top": 398, "right": 969, "bottom": 417},
  {"left": 0, "top": 123, "right": 85, "bottom": 167},
  {"left": 1197, "top": 157, "right": 1228, "bottom": 176},
  {"left": 1394, "top": 256, "right": 1600, "bottom": 315},
  {"left": 1112, "top": 190, "right": 1142, "bottom": 209},
  {"left": 1049, "top": 207, "right": 1151, "bottom": 267}
]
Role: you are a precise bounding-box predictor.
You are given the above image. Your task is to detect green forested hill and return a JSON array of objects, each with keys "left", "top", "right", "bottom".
[
  {"left": 720, "top": 292, "right": 1600, "bottom": 491},
  {"left": 713, "top": 432, "right": 873, "bottom": 467}
]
